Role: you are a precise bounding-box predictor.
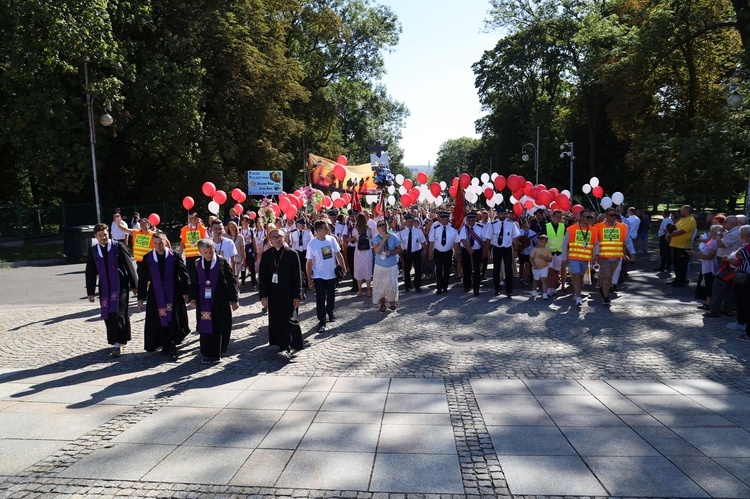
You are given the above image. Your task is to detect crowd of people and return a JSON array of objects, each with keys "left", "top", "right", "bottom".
[{"left": 85, "top": 202, "right": 750, "bottom": 364}]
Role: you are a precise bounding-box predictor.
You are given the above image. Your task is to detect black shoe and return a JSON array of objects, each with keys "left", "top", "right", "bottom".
[
  {"left": 170, "top": 347, "right": 179, "bottom": 361},
  {"left": 328, "top": 314, "right": 336, "bottom": 322},
  {"left": 473, "top": 291, "right": 479, "bottom": 296},
  {"left": 602, "top": 296, "right": 611, "bottom": 307},
  {"left": 415, "top": 287, "right": 422, "bottom": 293},
  {"left": 404, "top": 288, "right": 411, "bottom": 293},
  {"left": 435, "top": 289, "right": 443, "bottom": 294},
  {"left": 464, "top": 287, "right": 470, "bottom": 293},
  {"left": 703, "top": 312, "right": 720, "bottom": 318}
]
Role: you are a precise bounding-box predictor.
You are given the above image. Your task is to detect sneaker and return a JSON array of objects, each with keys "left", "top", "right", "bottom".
[
  {"left": 276, "top": 350, "right": 292, "bottom": 361},
  {"left": 531, "top": 290, "right": 538, "bottom": 298},
  {"left": 737, "top": 334, "right": 750, "bottom": 342},
  {"left": 317, "top": 321, "right": 327, "bottom": 333},
  {"left": 542, "top": 293, "right": 548, "bottom": 300},
  {"left": 110, "top": 346, "right": 121, "bottom": 357},
  {"left": 575, "top": 296, "right": 582, "bottom": 307},
  {"left": 726, "top": 322, "right": 746, "bottom": 330},
  {"left": 602, "top": 297, "right": 611, "bottom": 307}
]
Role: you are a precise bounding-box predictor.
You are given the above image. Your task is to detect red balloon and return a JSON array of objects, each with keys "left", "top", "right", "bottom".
[
  {"left": 523, "top": 181, "right": 533, "bottom": 196},
  {"left": 513, "top": 202, "right": 523, "bottom": 216},
  {"left": 536, "top": 184, "right": 547, "bottom": 191},
  {"left": 287, "top": 205, "right": 298, "bottom": 218},
  {"left": 231, "top": 188, "right": 244, "bottom": 202},
  {"left": 452, "top": 177, "right": 459, "bottom": 189},
  {"left": 333, "top": 164, "right": 347, "bottom": 182},
  {"left": 529, "top": 187, "right": 540, "bottom": 199},
  {"left": 592, "top": 185, "right": 604, "bottom": 198},
  {"left": 549, "top": 188, "right": 559, "bottom": 198},
  {"left": 341, "top": 193, "right": 351, "bottom": 204},
  {"left": 322, "top": 196, "right": 332, "bottom": 208},
  {"left": 555, "top": 193, "right": 569, "bottom": 206},
  {"left": 507, "top": 174, "right": 520, "bottom": 191},
  {"left": 202, "top": 182, "right": 216, "bottom": 197},
  {"left": 524, "top": 199, "right": 534, "bottom": 209},
  {"left": 460, "top": 173, "right": 471, "bottom": 189},
  {"left": 249, "top": 211, "right": 257, "bottom": 220},
  {"left": 493, "top": 175, "right": 506, "bottom": 191},
  {"left": 279, "top": 197, "right": 291, "bottom": 212},
  {"left": 315, "top": 203, "right": 322, "bottom": 212},
  {"left": 538, "top": 190, "right": 553, "bottom": 206},
  {"left": 337, "top": 155, "right": 348, "bottom": 166},
  {"left": 333, "top": 198, "right": 345, "bottom": 208},
  {"left": 571, "top": 204, "right": 584, "bottom": 215},
  {"left": 270, "top": 204, "right": 280, "bottom": 217},
  {"left": 449, "top": 186, "right": 458, "bottom": 198},
  {"left": 517, "top": 175, "right": 526, "bottom": 186},
  {"left": 550, "top": 201, "right": 559, "bottom": 211},
  {"left": 417, "top": 171, "right": 428, "bottom": 184},
  {"left": 513, "top": 189, "right": 525, "bottom": 201},
  {"left": 401, "top": 193, "right": 413, "bottom": 207},
  {"left": 234, "top": 203, "right": 243, "bottom": 215},
  {"left": 430, "top": 182, "right": 442, "bottom": 198},
  {"left": 147, "top": 213, "right": 160, "bottom": 226},
  {"left": 182, "top": 196, "right": 195, "bottom": 210},
  {"left": 484, "top": 187, "right": 494, "bottom": 200},
  {"left": 557, "top": 197, "right": 571, "bottom": 211},
  {"left": 213, "top": 190, "right": 227, "bottom": 205},
  {"left": 403, "top": 178, "right": 413, "bottom": 190}
]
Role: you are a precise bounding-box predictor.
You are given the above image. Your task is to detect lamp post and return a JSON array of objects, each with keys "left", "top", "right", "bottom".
[
  {"left": 521, "top": 126, "right": 540, "bottom": 184},
  {"left": 84, "top": 62, "right": 113, "bottom": 224},
  {"left": 727, "top": 69, "right": 750, "bottom": 218},
  {"left": 559, "top": 142, "right": 574, "bottom": 196}
]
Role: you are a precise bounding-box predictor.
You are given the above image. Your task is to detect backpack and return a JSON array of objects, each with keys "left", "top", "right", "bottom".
[{"left": 357, "top": 229, "right": 371, "bottom": 251}]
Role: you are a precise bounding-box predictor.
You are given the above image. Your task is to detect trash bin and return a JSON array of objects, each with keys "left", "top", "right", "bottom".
[{"left": 63, "top": 225, "right": 96, "bottom": 263}]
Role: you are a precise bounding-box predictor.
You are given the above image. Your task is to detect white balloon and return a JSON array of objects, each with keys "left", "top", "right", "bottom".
[
  {"left": 366, "top": 195, "right": 378, "bottom": 204},
  {"left": 493, "top": 193, "right": 504, "bottom": 204},
  {"left": 420, "top": 184, "right": 429, "bottom": 194},
  {"left": 612, "top": 191, "right": 624, "bottom": 205},
  {"left": 331, "top": 191, "right": 341, "bottom": 200},
  {"left": 395, "top": 174, "right": 404, "bottom": 185},
  {"left": 440, "top": 181, "right": 447, "bottom": 190},
  {"left": 426, "top": 192, "right": 435, "bottom": 203},
  {"left": 435, "top": 196, "right": 443, "bottom": 207},
  {"left": 510, "top": 195, "right": 517, "bottom": 204},
  {"left": 398, "top": 185, "right": 407, "bottom": 195},
  {"left": 491, "top": 172, "right": 498, "bottom": 180},
  {"left": 386, "top": 195, "right": 394, "bottom": 205},
  {"left": 589, "top": 177, "right": 600, "bottom": 188},
  {"left": 582, "top": 183, "right": 592, "bottom": 194},
  {"left": 487, "top": 198, "right": 496, "bottom": 208},
  {"left": 480, "top": 173, "right": 490, "bottom": 184},
  {"left": 466, "top": 191, "right": 478, "bottom": 204},
  {"left": 601, "top": 196, "right": 613, "bottom": 209},
  {"left": 482, "top": 182, "right": 493, "bottom": 192},
  {"left": 208, "top": 201, "right": 220, "bottom": 215},
  {"left": 561, "top": 190, "right": 571, "bottom": 199},
  {"left": 386, "top": 185, "right": 394, "bottom": 195},
  {"left": 471, "top": 177, "right": 480, "bottom": 187}
]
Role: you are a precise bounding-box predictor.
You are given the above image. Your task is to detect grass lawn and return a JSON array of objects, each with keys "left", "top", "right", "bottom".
[{"left": 0, "top": 242, "right": 65, "bottom": 263}]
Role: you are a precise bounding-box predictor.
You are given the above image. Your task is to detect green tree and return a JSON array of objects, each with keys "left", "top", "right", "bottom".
[{"left": 433, "top": 137, "right": 483, "bottom": 182}]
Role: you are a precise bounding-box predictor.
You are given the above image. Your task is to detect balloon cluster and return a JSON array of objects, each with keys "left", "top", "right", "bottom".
[
  {"left": 581, "top": 177, "right": 625, "bottom": 210},
  {"left": 191, "top": 182, "right": 248, "bottom": 216}
]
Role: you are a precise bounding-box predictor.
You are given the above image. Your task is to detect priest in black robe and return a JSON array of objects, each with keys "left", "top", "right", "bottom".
[
  {"left": 259, "top": 228, "right": 304, "bottom": 361},
  {"left": 189, "top": 238, "right": 239, "bottom": 363},
  {"left": 85, "top": 223, "right": 138, "bottom": 357},
  {"left": 137, "top": 231, "right": 190, "bottom": 361}
]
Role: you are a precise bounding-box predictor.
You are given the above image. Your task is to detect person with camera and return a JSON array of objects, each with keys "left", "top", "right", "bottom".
[
  {"left": 372, "top": 218, "right": 402, "bottom": 311},
  {"left": 306, "top": 220, "right": 347, "bottom": 332}
]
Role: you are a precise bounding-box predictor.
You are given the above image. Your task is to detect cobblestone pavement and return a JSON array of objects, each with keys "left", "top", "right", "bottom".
[{"left": 1, "top": 254, "right": 749, "bottom": 498}]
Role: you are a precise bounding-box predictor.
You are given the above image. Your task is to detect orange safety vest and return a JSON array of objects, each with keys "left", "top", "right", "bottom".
[
  {"left": 180, "top": 224, "right": 206, "bottom": 258},
  {"left": 566, "top": 224, "right": 596, "bottom": 261},
  {"left": 595, "top": 222, "right": 627, "bottom": 258},
  {"left": 131, "top": 230, "right": 155, "bottom": 262}
]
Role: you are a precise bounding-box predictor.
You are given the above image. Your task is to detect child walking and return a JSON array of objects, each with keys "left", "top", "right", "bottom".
[{"left": 529, "top": 234, "right": 553, "bottom": 299}]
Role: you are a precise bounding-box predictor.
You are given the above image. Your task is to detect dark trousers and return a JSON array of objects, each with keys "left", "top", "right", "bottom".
[
  {"left": 313, "top": 278, "right": 337, "bottom": 322},
  {"left": 738, "top": 279, "right": 750, "bottom": 330},
  {"left": 296, "top": 250, "right": 307, "bottom": 289},
  {"left": 242, "top": 250, "right": 257, "bottom": 286},
  {"left": 493, "top": 246, "right": 514, "bottom": 294},
  {"left": 403, "top": 249, "right": 422, "bottom": 290},
  {"left": 672, "top": 247, "right": 690, "bottom": 285},
  {"left": 461, "top": 247, "right": 482, "bottom": 294},
  {"left": 347, "top": 246, "right": 356, "bottom": 290},
  {"left": 659, "top": 235, "right": 672, "bottom": 270},
  {"left": 434, "top": 250, "right": 452, "bottom": 291}
]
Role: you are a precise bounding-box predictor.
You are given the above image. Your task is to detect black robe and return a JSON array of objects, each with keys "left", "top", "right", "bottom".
[
  {"left": 188, "top": 256, "right": 238, "bottom": 359},
  {"left": 85, "top": 241, "right": 138, "bottom": 345},
  {"left": 258, "top": 246, "right": 303, "bottom": 351},
  {"left": 137, "top": 249, "right": 191, "bottom": 352}
]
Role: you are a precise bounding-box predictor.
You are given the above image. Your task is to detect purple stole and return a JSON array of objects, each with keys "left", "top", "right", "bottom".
[
  {"left": 197, "top": 258, "right": 220, "bottom": 334},
  {"left": 149, "top": 250, "right": 175, "bottom": 327},
  {"left": 93, "top": 242, "right": 120, "bottom": 319}
]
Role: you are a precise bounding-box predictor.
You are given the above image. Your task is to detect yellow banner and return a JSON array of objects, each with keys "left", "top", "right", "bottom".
[{"left": 308, "top": 153, "right": 380, "bottom": 194}]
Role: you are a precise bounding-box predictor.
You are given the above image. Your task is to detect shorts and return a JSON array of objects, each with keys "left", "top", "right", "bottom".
[
  {"left": 518, "top": 253, "right": 530, "bottom": 265},
  {"left": 550, "top": 254, "right": 563, "bottom": 271},
  {"left": 532, "top": 267, "right": 549, "bottom": 280},
  {"left": 598, "top": 258, "right": 619, "bottom": 279},
  {"left": 567, "top": 259, "right": 589, "bottom": 275}
]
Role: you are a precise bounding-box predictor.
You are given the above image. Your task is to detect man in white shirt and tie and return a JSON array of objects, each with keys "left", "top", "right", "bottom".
[
  {"left": 428, "top": 212, "right": 458, "bottom": 294},
  {"left": 399, "top": 214, "right": 427, "bottom": 292},
  {"left": 486, "top": 206, "right": 520, "bottom": 297},
  {"left": 460, "top": 212, "right": 485, "bottom": 296}
]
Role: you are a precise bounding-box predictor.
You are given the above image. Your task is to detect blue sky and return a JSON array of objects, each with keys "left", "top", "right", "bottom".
[{"left": 377, "top": 0, "right": 501, "bottom": 167}]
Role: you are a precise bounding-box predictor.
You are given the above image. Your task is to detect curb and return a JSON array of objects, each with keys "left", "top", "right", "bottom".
[{"left": 0, "top": 258, "right": 69, "bottom": 269}]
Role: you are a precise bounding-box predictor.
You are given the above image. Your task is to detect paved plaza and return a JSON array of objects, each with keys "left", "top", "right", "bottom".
[{"left": 1, "top": 254, "right": 750, "bottom": 498}]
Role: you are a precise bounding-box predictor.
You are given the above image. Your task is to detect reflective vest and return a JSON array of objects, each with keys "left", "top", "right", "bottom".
[
  {"left": 566, "top": 224, "right": 596, "bottom": 261},
  {"left": 596, "top": 222, "right": 627, "bottom": 258},
  {"left": 131, "top": 230, "right": 154, "bottom": 262},
  {"left": 181, "top": 224, "right": 207, "bottom": 258},
  {"left": 546, "top": 222, "right": 566, "bottom": 253}
]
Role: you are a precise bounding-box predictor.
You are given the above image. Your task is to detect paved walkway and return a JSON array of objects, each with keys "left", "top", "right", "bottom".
[{"left": 1, "top": 252, "right": 750, "bottom": 498}]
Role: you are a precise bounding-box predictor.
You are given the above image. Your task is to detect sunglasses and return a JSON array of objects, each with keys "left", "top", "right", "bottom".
[
  {"left": 377, "top": 224, "right": 386, "bottom": 227},
  {"left": 584, "top": 215, "right": 594, "bottom": 219}
]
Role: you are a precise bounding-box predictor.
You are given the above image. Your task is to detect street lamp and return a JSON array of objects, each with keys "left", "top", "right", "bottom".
[
  {"left": 560, "top": 142, "right": 574, "bottom": 196},
  {"left": 84, "top": 62, "right": 114, "bottom": 224},
  {"left": 521, "top": 126, "right": 540, "bottom": 184}
]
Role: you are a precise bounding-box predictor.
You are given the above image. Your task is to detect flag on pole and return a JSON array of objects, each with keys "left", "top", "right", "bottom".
[{"left": 452, "top": 184, "right": 466, "bottom": 230}]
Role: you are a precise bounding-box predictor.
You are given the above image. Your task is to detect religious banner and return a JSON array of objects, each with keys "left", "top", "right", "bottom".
[
  {"left": 247, "top": 170, "right": 284, "bottom": 196},
  {"left": 309, "top": 153, "right": 380, "bottom": 195}
]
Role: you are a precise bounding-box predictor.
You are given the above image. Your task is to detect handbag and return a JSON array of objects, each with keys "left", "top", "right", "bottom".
[
  {"left": 335, "top": 264, "right": 345, "bottom": 279},
  {"left": 733, "top": 271, "right": 748, "bottom": 285},
  {"left": 715, "top": 261, "right": 736, "bottom": 285}
]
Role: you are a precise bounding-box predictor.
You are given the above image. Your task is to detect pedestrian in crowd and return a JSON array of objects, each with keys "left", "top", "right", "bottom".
[
  {"left": 110, "top": 210, "right": 130, "bottom": 246},
  {"left": 127, "top": 217, "right": 156, "bottom": 272},
  {"left": 136, "top": 231, "right": 190, "bottom": 361},
  {"left": 656, "top": 209, "right": 673, "bottom": 272},
  {"left": 353, "top": 213, "right": 374, "bottom": 296},
  {"left": 130, "top": 212, "right": 141, "bottom": 229},
  {"left": 399, "top": 214, "right": 426, "bottom": 293},
  {"left": 422, "top": 218, "right": 436, "bottom": 281},
  {"left": 306, "top": 220, "right": 347, "bottom": 332},
  {"left": 636, "top": 209, "right": 651, "bottom": 254},
  {"left": 690, "top": 224, "right": 722, "bottom": 311},
  {"left": 562, "top": 209, "right": 599, "bottom": 307},
  {"left": 289, "top": 218, "right": 312, "bottom": 291},
  {"left": 225, "top": 221, "right": 245, "bottom": 291},
  {"left": 259, "top": 228, "right": 304, "bottom": 361},
  {"left": 210, "top": 219, "right": 238, "bottom": 266},
  {"left": 516, "top": 216, "right": 536, "bottom": 287},
  {"left": 594, "top": 208, "right": 628, "bottom": 307},
  {"left": 372, "top": 218, "right": 402, "bottom": 311},
  {"left": 488, "top": 206, "right": 520, "bottom": 297},
  {"left": 189, "top": 238, "right": 239, "bottom": 363},
  {"left": 344, "top": 211, "right": 359, "bottom": 293},
  {"left": 666, "top": 205, "right": 696, "bottom": 288},
  {"left": 239, "top": 215, "right": 258, "bottom": 290},
  {"left": 179, "top": 212, "right": 207, "bottom": 271},
  {"left": 459, "top": 212, "right": 484, "bottom": 296},
  {"left": 529, "top": 234, "right": 552, "bottom": 299},
  {"left": 429, "top": 211, "right": 458, "bottom": 294},
  {"left": 85, "top": 223, "right": 138, "bottom": 357}
]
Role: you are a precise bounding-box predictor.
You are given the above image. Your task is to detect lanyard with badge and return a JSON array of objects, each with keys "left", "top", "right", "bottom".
[{"left": 272, "top": 248, "right": 284, "bottom": 284}]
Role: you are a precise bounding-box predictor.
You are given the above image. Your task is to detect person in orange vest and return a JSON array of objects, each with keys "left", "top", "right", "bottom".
[
  {"left": 562, "top": 209, "right": 599, "bottom": 307},
  {"left": 594, "top": 208, "right": 628, "bottom": 307},
  {"left": 125, "top": 218, "right": 156, "bottom": 271},
  {"left": 179, "top": 212, "right": 207, "bottom": 272}
]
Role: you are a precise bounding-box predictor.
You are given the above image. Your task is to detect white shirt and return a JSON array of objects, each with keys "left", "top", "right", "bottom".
[
  {"left": 344, "top": 221, "right": 357, "bottom": 247},
  {"left": 334, "top": 222, "right": 347, "bottom": 246},
  {"left": 110, "top": 220, "right": 129, "bottom": 241},
  {"left": 399, "top": 226, "right": 427, "bottom": 252},
  {"left": 488, "top": 218, "right": 521, "bottom": 248},
  {"left": 213, "top": 237, "right": 238, "bottom": 261},
  {"left": 429, "top": 223, "right": 458, "bottom": 252},
  {"left": 624, "top": 215, "right": 640, "bottom": 239},
  {"left": 306, "top": 235, "right": 341, "bottom": 280},
  {"left": 658, "top": 217, "right": 672, "bottom": 237},
  {"left": 289, "top": 228, "right": 312, "bottom": 252},
  {"left": 460, "top": 223, "right": 484, "bottom": 251},
  {"left": 368, "top": 219, "right": 378, "bottom": 234}
]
